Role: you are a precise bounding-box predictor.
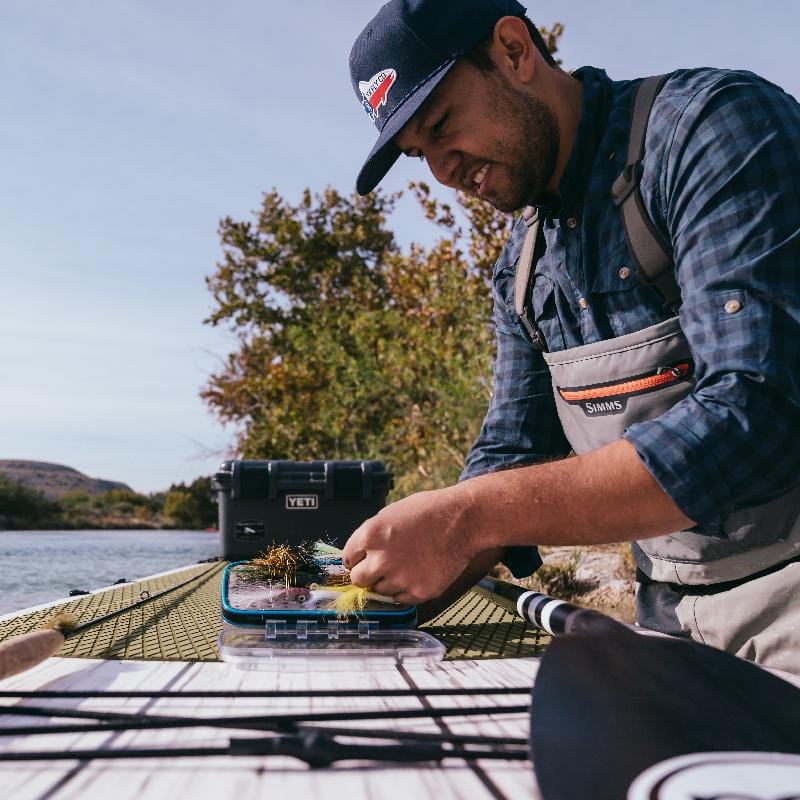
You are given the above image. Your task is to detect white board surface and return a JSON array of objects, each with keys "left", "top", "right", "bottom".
[{"left": 0, "top": 656, "right": 540, "bottom": 800}]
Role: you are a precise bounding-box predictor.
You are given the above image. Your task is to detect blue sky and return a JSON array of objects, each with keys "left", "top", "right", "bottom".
[{"left": 0, "top": 1, "right": 797, "bottom": 493}]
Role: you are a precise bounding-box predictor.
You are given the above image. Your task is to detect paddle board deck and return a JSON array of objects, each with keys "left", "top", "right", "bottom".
[{"left": 0, "top": 653, "right": 539, "bottom": 800}]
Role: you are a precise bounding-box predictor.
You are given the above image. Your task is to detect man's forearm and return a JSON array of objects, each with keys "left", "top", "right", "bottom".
[{"left": 460, "top": 439, "right": 695, "bottom": 550}]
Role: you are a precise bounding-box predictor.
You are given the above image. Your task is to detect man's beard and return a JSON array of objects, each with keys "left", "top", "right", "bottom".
[{"left": 476, "top": 74, "right": 560, "bottom": 213}]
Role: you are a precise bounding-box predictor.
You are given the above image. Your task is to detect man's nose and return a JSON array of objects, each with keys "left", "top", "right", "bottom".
[{"left": 425, "top": 145, "right": 461, "bottom": 190}]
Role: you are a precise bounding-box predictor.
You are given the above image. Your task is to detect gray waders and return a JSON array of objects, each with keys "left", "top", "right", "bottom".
[{"left": 513, "top": 76, "right": 800, "bottom": 674}]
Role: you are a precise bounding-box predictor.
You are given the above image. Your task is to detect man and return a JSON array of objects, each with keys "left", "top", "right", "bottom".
[{"left": 343, "top": 0, "right": 800, "bottom": 672}]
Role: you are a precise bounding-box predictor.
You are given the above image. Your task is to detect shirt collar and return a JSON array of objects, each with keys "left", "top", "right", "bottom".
[{"left": 550, "top": 66, "right": 615, "bottom": 219}]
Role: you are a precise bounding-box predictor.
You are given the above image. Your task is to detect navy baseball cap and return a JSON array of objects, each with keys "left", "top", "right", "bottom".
[{"left": 350, "top": 0, "right": 526, "bottom": 196}]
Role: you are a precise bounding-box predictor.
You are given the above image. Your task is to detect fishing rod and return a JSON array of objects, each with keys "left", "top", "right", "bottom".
[
  {"left": 0, "top": 561, "right": 224, "bottom": 680},
  {"left": 0, "top": 730, "right": 529, "bottom": 767}
]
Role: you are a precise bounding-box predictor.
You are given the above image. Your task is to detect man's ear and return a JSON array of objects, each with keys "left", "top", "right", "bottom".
[{"left": 490, "top": 16, "right": 537, "bottom": 84}]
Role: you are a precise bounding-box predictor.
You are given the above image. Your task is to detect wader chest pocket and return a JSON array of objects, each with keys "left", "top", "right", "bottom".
[
  {"left": 557, "top": 361, "right": 693, "bottom": 417},
  {"left": 543, "top": 317, "right": 695, "bottom": 454}
]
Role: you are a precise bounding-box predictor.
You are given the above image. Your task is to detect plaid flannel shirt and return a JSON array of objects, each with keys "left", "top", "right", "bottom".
[{"left": 461, "top": 66, "right": 800, "bottom": 578}]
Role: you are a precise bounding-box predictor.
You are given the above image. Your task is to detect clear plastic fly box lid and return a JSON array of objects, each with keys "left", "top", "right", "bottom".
[
  {"left": 218, "top": 621, "right": 445, "bottom": 671},
  {"left": 218, "top": 561, "right": 445, "bottom": 670}
]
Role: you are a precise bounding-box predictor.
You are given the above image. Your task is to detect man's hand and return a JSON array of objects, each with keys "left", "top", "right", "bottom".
[{"left": 343, "top": 485, "right": 482, "bottom": 605}]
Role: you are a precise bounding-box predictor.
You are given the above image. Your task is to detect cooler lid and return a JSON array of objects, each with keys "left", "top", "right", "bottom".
[{"left": 214, "top": 460, "right": 392, "bottom": 500}]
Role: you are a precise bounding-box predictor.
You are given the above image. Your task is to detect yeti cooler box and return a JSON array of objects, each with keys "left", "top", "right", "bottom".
[{"left": 214, "top": 460, "right": 392, "bottom": 560}]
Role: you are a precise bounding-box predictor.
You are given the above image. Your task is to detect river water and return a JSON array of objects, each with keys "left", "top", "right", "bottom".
[{"left": 0, "top": 530, "right": 219, "bottom": 616}]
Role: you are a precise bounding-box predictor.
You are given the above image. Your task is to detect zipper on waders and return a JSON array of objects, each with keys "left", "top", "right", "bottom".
[{"left": 557, "top": 361, "right": 693, "bottom": 405}]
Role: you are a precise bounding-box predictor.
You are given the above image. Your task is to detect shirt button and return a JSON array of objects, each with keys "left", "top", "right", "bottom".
[
  {"left": 619, "top": 266, "right": 631, "bottom": 280},
  {"left": 578, "top": 297, "right": 588, "bottom": 310},
  {"left": 724, "top": 298, "right": 742, "bottom": 314},
  {"left": 566, "top": 217, "right": 578, "bottom": 229}
]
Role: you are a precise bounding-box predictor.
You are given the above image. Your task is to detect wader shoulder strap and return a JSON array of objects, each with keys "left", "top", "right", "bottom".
[
  {"left": 514, "top": 206, "right": 548, "bottom": 351},
  {"left": 611, "top": 74, "right": 681, "bottom": 314}
]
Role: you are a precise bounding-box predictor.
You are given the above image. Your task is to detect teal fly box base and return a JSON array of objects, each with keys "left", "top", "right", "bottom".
[
  {"left": 218, "top": 561, "right": 445, "bottom": 670},
  {"left": 213, "top": 460, "right": 392, "bottom": 561}
]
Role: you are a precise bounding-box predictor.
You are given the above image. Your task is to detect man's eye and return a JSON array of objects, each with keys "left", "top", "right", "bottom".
[{"left": 431, "top": 113, "right": 449, "bottom": 136}]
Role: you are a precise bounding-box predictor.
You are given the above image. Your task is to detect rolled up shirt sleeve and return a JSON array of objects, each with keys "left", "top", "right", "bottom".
[
  {"left": 623, "top": 72, "right": 800, "bottom": 534},
  {"left": 461, "top": 223, "right": 571, "bottom": 575}
]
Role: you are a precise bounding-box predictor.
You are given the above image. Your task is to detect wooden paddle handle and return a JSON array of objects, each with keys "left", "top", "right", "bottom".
[{"left": 0, "top": 629, "right": 66, "bottom": 680}]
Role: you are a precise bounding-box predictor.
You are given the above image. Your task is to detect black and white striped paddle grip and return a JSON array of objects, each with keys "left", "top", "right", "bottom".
[{"left": 477, "top": 577, "right": 624, "bottom": 637}]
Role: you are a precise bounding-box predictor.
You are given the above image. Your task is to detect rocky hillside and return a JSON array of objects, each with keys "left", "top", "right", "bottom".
[{"left": 0, "top": 460, "right": 132, "bottom": 500}]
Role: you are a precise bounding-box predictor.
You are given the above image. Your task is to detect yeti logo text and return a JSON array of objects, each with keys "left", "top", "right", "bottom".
[
  {"left": 359, "top": 69, "right": 397, "bottom": 119},
  {"left": 286, "top": 495, "right": 318, "bottom": 510}
]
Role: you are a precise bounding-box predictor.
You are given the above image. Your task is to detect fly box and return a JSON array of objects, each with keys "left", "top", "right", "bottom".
[
  {"left": 213, "top": 460, "right": 392, "bottom": 560},
  {"left": 217, "top": 559, "right": 445, "bottom": 670},
  {"left": 220, "top": 560, "right": 417, "bottom": 629}
]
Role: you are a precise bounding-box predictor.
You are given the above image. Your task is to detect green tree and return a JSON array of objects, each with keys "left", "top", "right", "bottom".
[
  {"left": 163, "top": 478, "right": 216, "bottom": 529},
  {"left": 0, "top": 475, "right": 60, "bottom": 529},
  {"left": 164, "top": 488, "right": 200, "bottom": 528},
  {"left": 186, "top": 477, "right": 217, "bottom": 528}
]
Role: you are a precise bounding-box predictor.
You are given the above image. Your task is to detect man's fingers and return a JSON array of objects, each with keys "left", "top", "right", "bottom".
[
  {"left": 343, "top": 547, "right": 366, "bottom": 570},
  {"left": 342, "top": 525, "right": 368, "bottom": 569},
  {"left": 349, "top": 556, "right": 384, "bottom": 588},
  {"left": 372, "top": 577, "right": 401, "bottom": 596},
  {"left": 368, "top": 578, "right": 417, "bottom": 606}
]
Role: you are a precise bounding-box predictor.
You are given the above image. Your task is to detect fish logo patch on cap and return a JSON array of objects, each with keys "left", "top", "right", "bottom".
[{"left": 359, "top": 68, "right": 397, "bottom": 121}]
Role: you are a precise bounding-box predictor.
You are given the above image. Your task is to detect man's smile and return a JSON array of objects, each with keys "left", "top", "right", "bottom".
[
  {"left": 472, "top": 162, "right": 490, "bottom": 192},
  {"left": 460, "top": 161, "right": 491, "bottom": 194}
]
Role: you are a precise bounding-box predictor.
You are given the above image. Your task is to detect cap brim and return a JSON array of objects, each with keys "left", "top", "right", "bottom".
[{"left": 355, "top": 58, "right": 458, "bottom": 196}]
